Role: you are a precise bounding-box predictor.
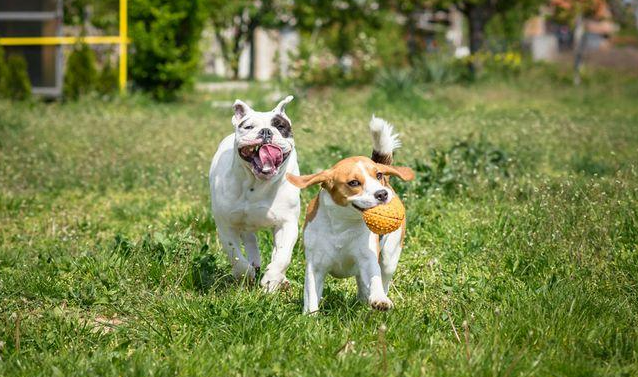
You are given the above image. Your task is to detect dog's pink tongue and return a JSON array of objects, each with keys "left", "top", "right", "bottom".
[{"left": 258, "top": 144, "right": 283, "bottom": 172}]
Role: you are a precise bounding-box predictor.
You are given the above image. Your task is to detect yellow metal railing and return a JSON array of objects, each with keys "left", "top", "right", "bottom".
[{"left": 0, "top": 0, "right": 129, "bottom": 93}]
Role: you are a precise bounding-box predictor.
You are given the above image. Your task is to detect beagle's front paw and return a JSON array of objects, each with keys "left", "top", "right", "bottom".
[{"left": 369, "top": 294, "right": 394, "bottom": 311}]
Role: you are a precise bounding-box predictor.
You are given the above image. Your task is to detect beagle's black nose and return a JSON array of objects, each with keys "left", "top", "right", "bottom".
[
  {"left": 374, "top": 189, "right": 388, "bottom": 203},
  {"left": 259, "top": 128, "right": 273, "bottom": 143}
]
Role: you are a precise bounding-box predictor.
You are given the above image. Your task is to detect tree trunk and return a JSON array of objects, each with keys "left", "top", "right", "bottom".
[
  {"left": 463, "top": 3, "right": 494, "bottom": 78},
  {"left": 231, "top": 28, "right": 244, "bottom": 80},
  {"left": 248, "top": 25, "right": 257, "bottom": 80},
  {"left": 573, "top": 14, "right": 586, "bottom": 85},
  {"left": 407, "top": 13, "right": 417, "bottom": 63},
  {"left": 466, "top": 4, "right": 491, "bottom": 54},
  {"left": 215, "top": 31, "right": 233, "bottom": 79}
]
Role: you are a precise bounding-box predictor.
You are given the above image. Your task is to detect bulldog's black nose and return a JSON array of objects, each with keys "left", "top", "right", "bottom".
[
  {"left": 374, "top": 189, "right": 388, "bottom": 203},
  {"left": 258, "top": 128, "right": 273, "bottom": 143}
]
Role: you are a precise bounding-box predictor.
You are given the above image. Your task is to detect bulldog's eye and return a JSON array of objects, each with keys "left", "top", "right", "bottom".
[
  {"left": 244, "top": 125, "right": 254, "bottom": 130},
  {"left": 376, "top": 172, "right": 383, "bottom": 180},
  {"left": 347, "top": 180, "right": 360, "bottom": 187}
]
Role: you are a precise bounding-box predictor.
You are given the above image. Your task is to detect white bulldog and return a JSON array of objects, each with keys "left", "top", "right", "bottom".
[{"left": 209, "top": 96, "right": 300, "bottom": 291}]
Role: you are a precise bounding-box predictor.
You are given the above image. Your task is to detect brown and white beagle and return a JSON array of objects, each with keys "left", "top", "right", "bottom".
[{"left": 287, "top": 117, "right": 414, "bottom": 313}]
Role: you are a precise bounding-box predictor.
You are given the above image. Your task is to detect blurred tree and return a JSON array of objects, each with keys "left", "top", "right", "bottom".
[
  {"left": 129, "top": 0, "right": 206, "bottom": 100},
  {"left": 486, "top": 2, "right": 539, "bottom": 48},
  {"left": 0, "top": 46, "right": 8, "bottom": 98},
  {"left": 209, "top": 0, "right": 291, "bottom": 79},
  {"left": 551, "top": 0, "right": 599, "bottom": 25},
  {"left": 294, "top": 0, "right": 386, "bottom": 60},
  {"left": 5, "top": 55, "right": 32, "bottom": 101},
  {"left": 64, "top": 0, "right": 119, "bottom": 33},
  {"left": 549, "top": 0, "right": 604, "bottom": 84},
  {"left": 452, "top": 0, "right": 544, "bottom": 54},
  {"left": 64, "top": 0, "right": 91, "bottom": 27},
  {"left": 392, "top": 0, "right": 543, "bottom": 54},
  {"left": 388, "top": 0, "right": 430, "bottom": 60},
  {"left": 96, "top": 58, "right": 119, "bottom": 96},
  {"left": 607, "top": 0, "right": 637, "bottom": 29},
  {"left": 63, "top": 43, "right": 98, "bottom": 100}
]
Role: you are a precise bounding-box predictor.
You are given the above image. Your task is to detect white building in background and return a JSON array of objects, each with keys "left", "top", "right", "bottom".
[{"left": 201, "top": 26, "right": 300, "bottom": 81}]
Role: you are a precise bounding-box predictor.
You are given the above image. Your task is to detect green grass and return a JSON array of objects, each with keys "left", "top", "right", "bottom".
[{"left": 1, "top": 68, "right": 637, "bottom": 376}]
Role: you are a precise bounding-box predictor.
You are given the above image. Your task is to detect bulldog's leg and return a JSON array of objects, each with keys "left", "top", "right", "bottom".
[
  {"left": 241, "top": 232, "right": 261, "bottom": 270},
  {"left": 261, "top": 221, "right": 298, "bottom": 292},
  {"left": 303, "top": 262, "right": 325, "bottom": 314},
  {"left": 217, "top": 226, "right": 255, "bottom": 282}
]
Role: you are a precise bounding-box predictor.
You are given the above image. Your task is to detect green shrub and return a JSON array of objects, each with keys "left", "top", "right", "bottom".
[
  {"left": 460, "top": 51, "right": 524, "bottom": 81},
  {"left": 129, "top": 0, "right": 206, "bottom": 101},
  {"left": 375, "top": 16, "right": 408, "bottom": 69},
  {"left": 413, "top": 54, "right": 467, "bottom": 84},
  {"left": 191, "top": 249, "right": 220, "bottom": 292},
  {"left": 5, "top": 55, "right": 31, "bottom": 100},
  {"left": 0, "top": 46, "right": 8, "bottom": 97},
  {"left": 290, "top": 11, "right": 407, "bottom": 87},
  {"left": 396, "top": 135, "right": 513, "bottom": 197},
  {"left": 374, "top": 68, "right": 417, "bottom": 98},
  {"left": 96, "top": 59, "right": 119, "bottom": 96},
  {"left": 64, "top": 43, "right": 98, "bottom": 100},
  {"left": 289, "top": 36, "right": 340, "bottom": 86}
]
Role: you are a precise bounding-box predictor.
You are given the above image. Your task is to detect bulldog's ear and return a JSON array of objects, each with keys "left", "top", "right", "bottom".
[
  {"left": 273, "top": 95, "right": 294, "bottom": 114},
  {"left": 286, "top": 170, "right": 331, "bottom": 189},
  {"left": 232, "top": 99, "right": 252, "bottom": 126},
  {"left": 377, "top": 164, "right": 415, "bottom": 181}
]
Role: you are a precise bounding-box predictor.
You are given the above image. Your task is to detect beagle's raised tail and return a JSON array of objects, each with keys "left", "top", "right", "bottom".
[{"left": 369, "top": 116, "right": 401, "bottom": 165}]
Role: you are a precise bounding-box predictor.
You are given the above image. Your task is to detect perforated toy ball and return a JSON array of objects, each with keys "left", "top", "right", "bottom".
[{"left": 362, "top": 196, "right": 405, "bottom": 235}]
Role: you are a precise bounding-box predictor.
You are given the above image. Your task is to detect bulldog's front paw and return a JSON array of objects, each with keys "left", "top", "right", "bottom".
[
  {"left": 232, "top": 262, "right": 256, "bottom": 283},
  {"left": 260, "top": 272, "right": 290, "bottom": 293},
  {"left": 369, "top": 294, "right": 394, "bottom": 311}
]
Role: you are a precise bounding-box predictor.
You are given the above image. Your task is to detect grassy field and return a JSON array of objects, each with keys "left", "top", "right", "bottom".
[{"left": 1, "top": 67, "right": 637, "bottom": 376}]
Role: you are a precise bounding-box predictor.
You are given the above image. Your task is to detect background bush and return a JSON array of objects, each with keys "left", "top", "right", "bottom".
[
  {"left": 63, "top": 43, "right": 98, "bottom": 100},
  {"left": 96, "top": 58, "right": 119, "bottom": 96},
  {"left": 0, "top": 46, "right": 8, "bottom": 97},
  {"left": 404, "top": 135, "right": 512, "bottom": 196},
  {"left": 129, "top": 0, "right": 206, "bottom": 101},
  {"left": 413, "top": 53, "right": 467, "bottom": 84},
  {"left": 5, "top": 54, "right": 31, "bottom": 100},
  {"left": 290, "top": 5, "right": 407, "bottom": 87}
]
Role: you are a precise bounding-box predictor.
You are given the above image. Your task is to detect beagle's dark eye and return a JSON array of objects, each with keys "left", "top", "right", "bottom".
[
  {"left": 348, "top": 180, "right": 360, "bottom": 187},
  {"left": 376, "top": 172, "right": 383, "bottom": 180}
]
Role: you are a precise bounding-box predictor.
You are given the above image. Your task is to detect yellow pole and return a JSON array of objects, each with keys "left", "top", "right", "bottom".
[
  {"left": 0, "top": 36, "right": 124, "bottom": 46},
  {"left": 119, "top": 0, "right": 128, "bottom": 93}
]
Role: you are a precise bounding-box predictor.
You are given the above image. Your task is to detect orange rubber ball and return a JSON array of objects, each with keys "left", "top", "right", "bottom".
[{"left": 362, "top": 196, "right": 405, "bottom": 235}]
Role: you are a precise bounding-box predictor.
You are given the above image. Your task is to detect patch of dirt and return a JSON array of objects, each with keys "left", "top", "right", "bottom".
[{"left": 556, "top": 46, "right": 638, "bottom": 73}]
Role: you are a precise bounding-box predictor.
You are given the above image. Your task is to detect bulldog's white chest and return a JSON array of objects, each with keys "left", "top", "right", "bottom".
[
  {"left": 224, "top": 191, "right": 286, "bottom": 229},
  {"left": 209, "top": 134, "right": 300, "bottom": 232}
]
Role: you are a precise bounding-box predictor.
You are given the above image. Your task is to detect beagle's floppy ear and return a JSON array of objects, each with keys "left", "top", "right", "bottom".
[
  {"left": 286, "top": 171, "right": 331, "bottom": 189},
  {"left": 232, "top": 99, "right": 252, "bottom": 126},
  {"left": 377, "top": 164, "right": 415, "bottom": 181}
]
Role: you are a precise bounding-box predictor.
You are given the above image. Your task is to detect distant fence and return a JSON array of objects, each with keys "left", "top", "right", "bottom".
[{"left": 0, "top": 0, "right": 129, "bottom": 95}]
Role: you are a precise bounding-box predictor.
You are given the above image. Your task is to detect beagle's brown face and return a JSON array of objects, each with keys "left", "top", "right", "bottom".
[{"left": 287, "top": 156, "right": 414, "bottom": 211}]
